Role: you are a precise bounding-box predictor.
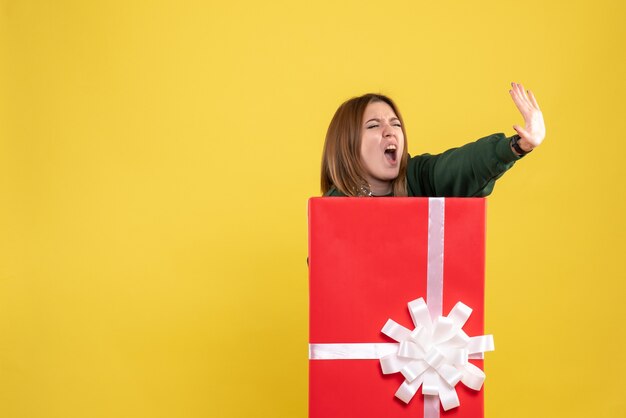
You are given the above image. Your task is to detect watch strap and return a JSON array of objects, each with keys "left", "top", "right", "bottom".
[{"left": 510, "top": 134, "right": 531, "bottom": 156}]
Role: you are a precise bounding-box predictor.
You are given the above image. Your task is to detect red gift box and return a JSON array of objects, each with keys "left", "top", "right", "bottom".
[{"left": 308, "top": 197, "right": 488, "bottom": 418}]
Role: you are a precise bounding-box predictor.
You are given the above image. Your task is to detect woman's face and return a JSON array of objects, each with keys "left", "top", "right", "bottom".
[{"left": 360, "top": 101, "right": 405, "bottom": 195}]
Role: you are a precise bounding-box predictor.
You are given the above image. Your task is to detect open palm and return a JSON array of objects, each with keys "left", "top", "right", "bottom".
[{"left": 510, "top": 82, "right": 546, "bottom": 152}]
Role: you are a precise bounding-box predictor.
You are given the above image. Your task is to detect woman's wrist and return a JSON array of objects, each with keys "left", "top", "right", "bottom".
[
  {"left": 518, "top": 137, "right": 534, "bottom": 153},
  {"left": 510, "top": 135, "right": 534, "bottom": 156}
]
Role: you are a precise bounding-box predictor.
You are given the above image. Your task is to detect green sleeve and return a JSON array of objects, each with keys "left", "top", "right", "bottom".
[
  {"left": 406, "top": 133, "right": 521, "bottom": 197},
  {"left": 324, "top": 187, "right": 345, "bottom": 196}
]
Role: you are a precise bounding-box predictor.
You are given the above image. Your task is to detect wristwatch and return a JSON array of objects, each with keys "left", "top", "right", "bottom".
[{"left": 510, "top": 134, "right": 532, "bottom": 156}]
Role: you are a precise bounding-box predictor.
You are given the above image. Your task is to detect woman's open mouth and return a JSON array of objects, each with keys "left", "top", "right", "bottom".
[{"left": 384, "top": 144, "right": 398, "bottom": 164}]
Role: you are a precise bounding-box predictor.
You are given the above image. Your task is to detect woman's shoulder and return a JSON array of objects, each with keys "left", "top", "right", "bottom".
[{"left": 324, "top": 187, "right": 346, "bottom": 197}]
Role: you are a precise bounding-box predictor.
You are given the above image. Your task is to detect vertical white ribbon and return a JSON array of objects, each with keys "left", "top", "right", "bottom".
[
  {"left": 427, "top": 197, "right": 445, "bottom": 320},
  {"left": 425, "top": 197, "right": 445, "bottom": 418}
]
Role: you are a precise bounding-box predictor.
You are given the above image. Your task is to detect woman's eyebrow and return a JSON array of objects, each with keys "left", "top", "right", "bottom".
[{"left": 364, "top": 117, "right": 400, "bottom": 124}]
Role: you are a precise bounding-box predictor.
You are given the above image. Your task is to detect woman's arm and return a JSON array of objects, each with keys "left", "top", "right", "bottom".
[{"left": 406, "top": 83, "right": 546, "bottom": 197}]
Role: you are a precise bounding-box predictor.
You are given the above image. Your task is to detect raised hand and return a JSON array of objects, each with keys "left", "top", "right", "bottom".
[{"left": 509, "top": 82, "right": 546, "bottom": 153}]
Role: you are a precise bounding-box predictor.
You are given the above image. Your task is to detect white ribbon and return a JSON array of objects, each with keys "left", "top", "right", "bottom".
[
  {"left": 425, "top": 197, "right": 445, "bottom": 417},
  {"left": 380, "top": 297, "right": 494, "bottom": 411}
]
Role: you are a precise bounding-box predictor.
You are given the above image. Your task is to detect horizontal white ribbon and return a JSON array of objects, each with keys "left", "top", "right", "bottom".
[{"left": 309, "top": 343, "right": 398, "bottom": 359}]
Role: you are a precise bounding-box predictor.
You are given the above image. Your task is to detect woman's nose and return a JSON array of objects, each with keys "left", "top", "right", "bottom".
[{"left": 383, "top": 124, "right": 394, "bottom": 137}]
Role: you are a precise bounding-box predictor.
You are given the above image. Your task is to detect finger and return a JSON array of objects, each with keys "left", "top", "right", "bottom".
[
  {"left": 515, "top": 82, "right": 533, "bottom": 108},
  {"left": 528, "top": 90, "right": 541, "bottom": 110},
  {"left": 510, "top": 82, "right": 530, "bottom": 110},
  {"left": 512, "top": 124, "right": 531, "bottom": 141},
  {"left": 509, "top": 87, "right": 529, "bottom": 114}
]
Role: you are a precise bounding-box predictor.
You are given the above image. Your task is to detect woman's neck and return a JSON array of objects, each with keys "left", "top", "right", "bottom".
[{"left": 367, "top": 178, "right": 392, "bottom": 196}]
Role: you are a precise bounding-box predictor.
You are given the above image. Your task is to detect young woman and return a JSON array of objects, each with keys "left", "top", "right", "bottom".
[{"left": 321, "top": 82, "right": 545, "bottom": 197}]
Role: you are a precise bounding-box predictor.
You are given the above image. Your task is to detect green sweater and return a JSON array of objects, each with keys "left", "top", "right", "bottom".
[{"left": 325, "top": 133, "right": 522, "bottom": 197}]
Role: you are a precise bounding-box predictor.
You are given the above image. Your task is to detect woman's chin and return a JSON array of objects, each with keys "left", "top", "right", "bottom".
[
  {"left": 383, "top": 169, "right": 400, "bottom": 180},
  {"left": 366, "top": 168, "right": 400, "bottom": 187}
]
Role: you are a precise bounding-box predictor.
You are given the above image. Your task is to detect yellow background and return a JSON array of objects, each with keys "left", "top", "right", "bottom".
[{"left": 1, "top": 0, "right": 625, "bottom": 417}]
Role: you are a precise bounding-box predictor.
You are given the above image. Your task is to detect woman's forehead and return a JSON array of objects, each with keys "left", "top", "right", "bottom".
[{"left": 363, "top": 101, "right": 398, "bottom": 120}]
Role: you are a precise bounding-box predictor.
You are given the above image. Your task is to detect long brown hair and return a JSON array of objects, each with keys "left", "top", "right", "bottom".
[{"left": 321, "top": 94, "right": 409, "bottom": 196}]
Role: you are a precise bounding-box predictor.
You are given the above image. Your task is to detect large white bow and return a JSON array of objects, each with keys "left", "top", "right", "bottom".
[{"left": 380, "top": 298, "right": 494, "bottom": 411}]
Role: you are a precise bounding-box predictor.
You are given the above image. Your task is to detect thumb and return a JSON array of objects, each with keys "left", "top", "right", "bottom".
[{"left": 512, "top": 124, "right": 531, "bottom": 139}]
